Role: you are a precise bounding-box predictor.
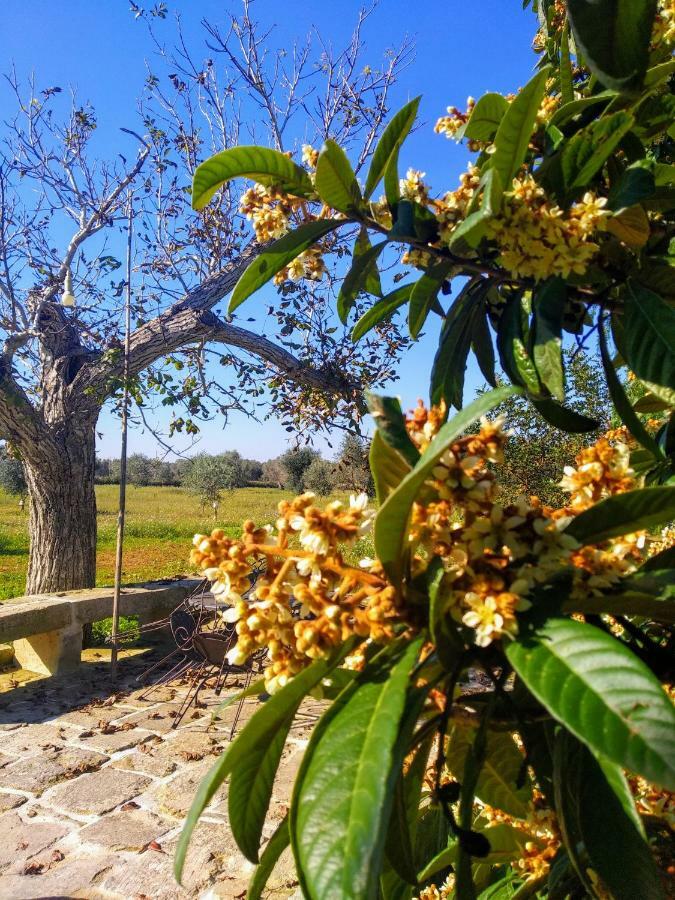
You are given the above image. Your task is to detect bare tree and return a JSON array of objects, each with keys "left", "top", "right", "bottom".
[{"left": 0, "top": 2, "right": 412, "bottom": 594}]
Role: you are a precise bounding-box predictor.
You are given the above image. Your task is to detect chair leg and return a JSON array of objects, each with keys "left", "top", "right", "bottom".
[
  {"left": 228, "top": 668, "right": 254, "bottom": 741},
  {"left": 171, "top": 661, "right": 208, "bottom": 729},
  {"left": 138, "top": 656, "right": 191, "bottom": 701}
]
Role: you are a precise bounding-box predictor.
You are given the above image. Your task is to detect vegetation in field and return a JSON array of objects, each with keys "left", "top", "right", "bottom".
[{"left": 0, "top": 484, "right": 375, "bottom": 601}]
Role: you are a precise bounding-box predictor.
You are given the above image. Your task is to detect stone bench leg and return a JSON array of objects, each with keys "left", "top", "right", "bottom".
[{"left": 13, "top": 624, "right": 83, "bottom": 676}]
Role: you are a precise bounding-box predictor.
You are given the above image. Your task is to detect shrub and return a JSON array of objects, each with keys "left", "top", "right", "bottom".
[{"left": 303, "top": 458, "right": 335, "bottom": 496}]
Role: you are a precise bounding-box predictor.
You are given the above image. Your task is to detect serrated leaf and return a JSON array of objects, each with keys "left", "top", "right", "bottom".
[
  {"left": 374, "top": 386, "right": 522, "bottom": 583},
  {"left": 192, "top": 146, "right": 313, "bottom": 209},
  {"left": 497, "top": 296, "right": 541, "bottom": 395},
  {"left": 507, "top": 618, "right": 675, "bottom": 790},
  {"left": 364, "top": 97, "right": 421, "bottom": 199},
  {"left": 315, "top": 140, "right": 362, "bottom": 213},
  {"left": 566, "top": 485, "right": 675, "bottom": 544},
  {"left": 229, "top": 219, "right": 343, "bottom": 313},
  {"left": 445, "top": 726, "right": 532, "bottom": 819},
  {"left": 459, "top": 92, "right": 510, "bottom": 143},
  {"left": 623, "top": 280, "right": 675, "bottom": 393},
  {"left": 490, "top": 67, "right": 550, "bottom": 190},
  {"left": 532, "top": 278, "right": 565, "bottom": 401},
  {"left": 367, "top": 394, "right": 421, "bottom": 468},
  {"left": 554, "top": 732, "right": 664, "bottom": 900},
  {"left": 430, "top": 281, "right": 481, "bottom": 407},
  {"left": 559, "top": 111, "right": 634, "bottom": 198},
  {"left": 351, "top": 284, "right": 413, "bottom": 341},
  {"left": 247, "top": 815, "right": 290, "bottom": 900},
  {"left": 559, "top": 24, "right": 574, "bottom": 105},
  {"left": 291, "top": 638, "right": 424, "bottom": 900},
  {"left": 567, "top": 0, "right": 658, "bottom": 93},
  {"left": 175, "top": 655, "right": 339, "bottom": 881},
  {"left": 338, "top": 239, "right": 388, "bottom": 324},
  {"left": 549, "top": 92, "right": 614, "bottom": 129}
]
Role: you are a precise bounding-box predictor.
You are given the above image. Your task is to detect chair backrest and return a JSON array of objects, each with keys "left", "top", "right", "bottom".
[{"left": 170, "top": 607, "right": 198, "bottom": 654}]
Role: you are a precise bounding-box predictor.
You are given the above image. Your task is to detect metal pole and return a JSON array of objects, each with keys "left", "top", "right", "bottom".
[{"left": 111, "top": 195, "right": 133, "bottom": 684}]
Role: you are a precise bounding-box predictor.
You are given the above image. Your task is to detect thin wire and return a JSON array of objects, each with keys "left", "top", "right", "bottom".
[{"left": 111, "top": 193, "right": 133, "bottom": 684}]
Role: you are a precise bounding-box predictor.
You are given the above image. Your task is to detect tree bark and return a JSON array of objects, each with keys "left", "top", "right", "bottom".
[{"left": 22, "top": 422, "right": 97, "bottom": 595}]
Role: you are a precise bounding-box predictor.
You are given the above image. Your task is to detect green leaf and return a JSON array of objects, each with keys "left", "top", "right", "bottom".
[
  {"left": 431, "top": 282, "right": 481, "bottom": 408},
  {"left": 497, "top": 296, "right": 541, "bottom": 395},
  {"left": 175, "top": 655, "right": 338, "bottom": 881},
  {"left": 507, "top": 618, "right": 675, "bottom": 790},
  {"left": 567, "top": 0, "right": 659, "bottom": 93},
  {"left": 213, "top": 678, "right": 265, "bottom": 717},
  {"left": 532, "top": 278, "right": 566, "bottom": 401},
  {"left": 530, "top": 398, "right": 600, "bottom": 433},
  {"left": 408, "top": 263, "right": 452, "bottom": 339},
  {"left": 559, "top": 111, "right": 635, "bottom": 197},
  {"left": 351, "top": 284, "right": 413, "bottom": 341},
  {"left": 229, "top": 219, "right": 344, "bottom": 313},
  {"left": 315, "top": 140, "right": 362, "bottom": 214},
  {"left": 641, "top": 544, "right": 675, "bottom": 571},
  {"left": 291, "top": 638, "right": 424, "bottom": 900},
  {"left": 247, "top": 815, "right": 291, "bottom": 900},
  {"left": 599, "top": 323, "right": 664, "bottom": 458},
  {"left": 447, "top": 169, "right": 503, "bottom": 251},
  {"left": 554, "top": 731, "right": 664, "bottom": 900},
  {"left": 419, "top": 824, "right": 529, "bottom": 881},
  {"left": 623, "top": 280, "right": 675, "bottom": 394},
  {"left": 472, "top": 308, "right": 497, "bottom": 388},
  {"left": 490, "top": 67, "right": 550, "bottom": 191},
  {"left": 384, "top": 150, "right": 401, "bottom": 209},
  {"left": 445, "top": 725, "right": 532, "bottom": 819},
  {"left": 338, "top": 240, "right": 388, "bottom": 324},
  {"left": 375, "top": 386, "right": 522, "bottom": 583},
  {"left": 367, "top": 394, "right": 421, "bottom": 467},
  {"left": 369, "top": 431, "right": 412, "bottom": 507},
  {"left": 364, "top": 97, "right": 421, "bottom": 199},
  {"left": 565, "top": 485, "right": 675, "bottom": 544},
  {"left": 608, "top": 166, "right": 656, "bottom": 211},
  {"left": 567, "top": 569, "right": 675, "bottom": 623},
  {"left": 384, "top": 735, "right": 433, "bottom": 886},
  {"left": 559, "top": 24, "right": 574, "bottom": 106},
  {"left": 192, "top": 146, "right": 314, "bottom": 209},
  {"left": 459, "top": 93, "right": 510, "bottom": 143},
  {"left": 548, "top": 92, "right": 614, "bottom": 129},
  {"left": 354, "top": 227, "right": 383, "bottom": 298}
]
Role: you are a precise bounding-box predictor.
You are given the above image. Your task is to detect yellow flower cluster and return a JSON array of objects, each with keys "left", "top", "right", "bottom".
[
  {"left": 404, "top": 409, "right": 577, "bottom": 647},
  {"left": 239, "top": 184, "right": 295, "bottom": 242},
  {"left": 191, "top": 493, "right": 404, "bottom": 692},
  {"left": 652, "top": 0, "right": 675, "bottom": 48},
  {"left": 400, "top": 168, "right": 430, "bottom": 204},
  {"left": 486, "top": 175, "right": 609, "bottom": 281},
  {"left": 434, "top": 97, "right": 484, "bottom": 152},
  {"left": 274, "top": 247, "right": 326, "bottom": 284},
  {"left": 433, "top": 165, "right": 481, "bottom": 246},
  {"left": 191, "top": 410, "right": 650, "bottom": 683}
]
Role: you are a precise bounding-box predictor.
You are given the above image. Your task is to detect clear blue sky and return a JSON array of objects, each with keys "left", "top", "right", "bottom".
[{"left": 0, "top": 1, "right": 536, "bottom": 462}]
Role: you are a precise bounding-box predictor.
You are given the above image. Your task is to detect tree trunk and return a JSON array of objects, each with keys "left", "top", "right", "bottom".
[{"left": 23, "top": 424, "right": 97, "bottom": 595}]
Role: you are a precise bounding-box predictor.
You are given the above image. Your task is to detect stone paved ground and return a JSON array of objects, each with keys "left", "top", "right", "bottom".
[{"left": 0, "top": 643, "right": 316, "bottom": 899}]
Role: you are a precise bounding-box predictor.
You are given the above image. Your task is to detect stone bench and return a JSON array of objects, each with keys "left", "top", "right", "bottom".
[{"left": 0, "top": 579, "right": 200, "bottom": 677}]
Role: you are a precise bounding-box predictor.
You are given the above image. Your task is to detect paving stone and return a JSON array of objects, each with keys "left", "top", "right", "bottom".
[
  {"left": 57, "top": 705, "right": 123, "bottom": 728},
  {"left": 165, "top": 820, "right": 249, "bottom": 891},
  {"left": 0, "top": 747, "right": 108, "bottom": 795},
  {"left": 0, "top": 854, "right": 114, "bottom": 898},
  {"left": 0, "top": 810, "right": 68, "bottom": 871},
  {"left": 79, "top": 807, "right": 173, "bottom": 851},
  {"left": 148, "top": 760, "right": 226, "bottom": 819},
  {"left": 0, "top": 752, "right": 14, "bottom": 768},
  {"left": 113, "top": 729, "right": 223, "bottom": 778},
  {"left": 47, "top": 768, "right": 152, "bottom": 816},
  {"left": 0, "top": 722, "right": 69, "bottom": 756},
  {"left": 72, "top": 725, "right": 156, "bottom": 754},
  {"left": 121, "top": 703, "right": 191, "bottom": 734},
  {"left": 98, "top": 852, "right": 188, "bottom": 900},
  {"left": 0, "top": 790, "right": 27, "bottom": 813}
]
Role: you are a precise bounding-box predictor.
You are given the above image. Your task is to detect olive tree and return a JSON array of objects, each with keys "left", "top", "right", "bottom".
[{"left": 0, "top": 3, "right": 411, "bottom": 593}]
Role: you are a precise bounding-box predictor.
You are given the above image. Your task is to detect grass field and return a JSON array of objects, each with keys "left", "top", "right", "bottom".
[{"left": 0, "top": 484, "right": 374, "bottom": 601}]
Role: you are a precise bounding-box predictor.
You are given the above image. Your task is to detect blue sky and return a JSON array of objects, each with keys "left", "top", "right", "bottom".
[{"left": 0, "top": 1, "right": 537, "bottom": 462}]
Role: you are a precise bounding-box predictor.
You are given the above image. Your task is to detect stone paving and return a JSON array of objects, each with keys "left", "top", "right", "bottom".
[{"left": 0, "top": 644, "right": 314, "bottom": 899}]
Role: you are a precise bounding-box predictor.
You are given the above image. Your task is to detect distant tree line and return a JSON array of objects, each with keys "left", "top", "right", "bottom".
[{"left": 91, "top": 434, "right": 373, "bottom": 503}]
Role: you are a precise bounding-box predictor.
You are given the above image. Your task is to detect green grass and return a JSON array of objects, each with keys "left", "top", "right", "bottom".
[{"left": 0, "top": 484, "right": 374, "bottom": 601}]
